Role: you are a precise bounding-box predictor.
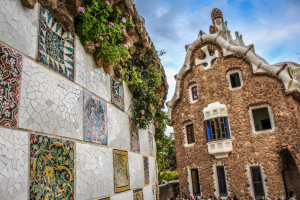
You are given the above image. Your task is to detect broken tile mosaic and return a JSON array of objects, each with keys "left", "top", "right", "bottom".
[
  {"left": 144, "top": 156, "right": 149, "bottom": 185},
  {"left": 148, "top": 131, "right": 154, "bottom": 157},
  {"left": 29, "top": 134, "right": 75, "bottom": 200},
  {"left": 133, "top": 188, "right": 143, "bottom": 200},
  {"left": 130, "top": 117, "right": 140, "bottom": 153},
  {"left": 0, "top": 42, "right": 22, "bottom": 127},
  {"left": 113, "top": 149, "right": 130, "bottom": 193},
  {"left": 84, "top": 90, "right": 107, "bottom": 145},
  {"left": 111, "top": 76, "right": 124, "bottom": 111},
  {"left": 37, "top": 6, "right": 74, "bottom": 81}
]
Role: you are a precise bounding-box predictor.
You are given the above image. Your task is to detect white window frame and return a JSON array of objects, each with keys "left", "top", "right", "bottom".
[
  {"left": 188, "top": 83, "right": 199, "bottom": 104},
  {"left": 187, "top": 166, "right": 201, "bottom": 198},
  {"left": 249, "top": 104, "right": 275, "bottom": 134},
  {"left": 183, "top": 121, "right": 195, "bottom": 147},
  {"left": 246, "top": 164, "right": 267, "bottom": 198},
  {"left": 226, "top": 69, "right": 243, "bottom": 90},
  {"left": 213, "top": 164, "right": 230, "bottom": 198}
]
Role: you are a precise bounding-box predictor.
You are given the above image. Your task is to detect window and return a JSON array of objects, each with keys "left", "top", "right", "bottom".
[
  {"left": 186, "top": 123, "right": 195, "bottom": 144},
  {"left": 204, "top": 117, "right": 230, "bottom": 141},
  {"left": 189, "top": 83, "right": 199, "bottom": 103},
  {"left": 249, "top": 105, "right": 274, "bottom": 133},
  {"left": 191, "top": 169, "right": 201, "bottom": 196},
  {"left": 250, "top": 167, "right": 265, "bottom": 198},
  {"left": 191, "top": 86, "right": 199, "bottom": 101},
  {"left": 227, "top": 69, "right": 243, "bottom": 90},
  {"left": 216, "top": 166, "right": 228, "bottom": 196}
]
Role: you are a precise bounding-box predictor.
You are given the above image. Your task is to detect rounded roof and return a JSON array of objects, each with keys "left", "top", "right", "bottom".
[{"left": 211, "top": 8, "right": 223, "bottom": 21}]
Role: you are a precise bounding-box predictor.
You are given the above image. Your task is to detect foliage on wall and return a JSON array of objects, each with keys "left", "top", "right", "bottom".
[{"left": 75, "top": 0, "right": 133, "bottom": 67}]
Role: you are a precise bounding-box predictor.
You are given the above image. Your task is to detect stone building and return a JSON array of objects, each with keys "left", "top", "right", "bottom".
[
  {"left": 167, "top": 8, "right": 300, "bottom": 199},
  {"left": 0, "top": 0, "right": 167, "bottom": 199}
]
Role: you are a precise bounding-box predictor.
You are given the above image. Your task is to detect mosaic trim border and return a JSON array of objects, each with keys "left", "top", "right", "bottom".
[
  {"left": 113, "top": 149, "right": 130, "bottom": 193},
  {"left": 111, "top": 76, "right": 124, "bottom": 111},
  {"left": 0, "top": 42, "right": 23, "bottom": 127}
]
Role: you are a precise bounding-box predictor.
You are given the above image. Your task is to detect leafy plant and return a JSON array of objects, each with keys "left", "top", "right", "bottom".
[{"left": 75, "top": 0, "right": 133, "bottom": 66}]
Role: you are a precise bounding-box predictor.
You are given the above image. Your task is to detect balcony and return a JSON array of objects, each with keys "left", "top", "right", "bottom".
[{"left": 207, "top": 139, "right": 232, "bottom": 159}]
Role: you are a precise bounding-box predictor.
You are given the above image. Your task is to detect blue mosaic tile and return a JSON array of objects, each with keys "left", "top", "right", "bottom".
[
  {"left": 37, "top": 7, "right": 74, "bottom": 81},
  {"left": 111, "top": 76, "right": 124, "bottom": 111}
]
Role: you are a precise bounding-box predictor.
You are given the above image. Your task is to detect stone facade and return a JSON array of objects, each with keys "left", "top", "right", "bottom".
[
  {"left": 0, "top": 1, "right": 160, "bottom": 199},
  {"left": 167, "top": 9, "right": 300, "bottom": 199}
]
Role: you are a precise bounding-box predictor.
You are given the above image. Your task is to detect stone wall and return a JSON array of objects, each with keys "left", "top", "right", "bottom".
[
  {"left": 171, "top": 42, "right": 300, "bottom": 198},
  {"left": 0, "top": 0, "right": 158, "bottom": 199},
  {"left": 159, "top": 180, "right": 180, "bottom": 200}
]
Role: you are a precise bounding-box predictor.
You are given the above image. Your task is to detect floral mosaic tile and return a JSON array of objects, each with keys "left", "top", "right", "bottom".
[
  {"left": 29, "top": 134, "right": 75, "bottom": 200},
  {"left": 84, "top": 90, "right": 107, "bottom": 145},
  {"left": 113, "top": 149, "right": 130, "bottom": 193},
  {"left": 133, "top": 188, "right": 143, "bottom": 200},
  {"left": 111, "top": 76, "right": 124, "bottom": 111},
  {"left": 0, "top": 42, "right": 22, "bottom": 127},
  {"left": 144, "top": 156, "right": 149, "bottom": 185},
  {"left": 148, "top": 131, "right": 154, "bottom": 157},
  {"left": 37, "top": 7, "right": 74, "bottom": 81},
  {"left": 130, "top": 117, "right": 140, "bottom": 153}
]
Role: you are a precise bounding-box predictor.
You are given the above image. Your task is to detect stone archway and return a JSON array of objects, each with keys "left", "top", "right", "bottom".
[{"left": 281, "top": 149, "right": 300, "bottom": 198}]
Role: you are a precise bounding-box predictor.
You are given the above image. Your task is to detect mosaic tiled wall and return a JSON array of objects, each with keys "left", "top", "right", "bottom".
[
  {"left": 114, "top": 150, "right": 130, "bottom": 193},
  {"left": 111, "top": 76, "right": 124, "bottom": 111},
  {"left": 133, "top": 188, "right": 143, "bottom": 200},
  {"left": 37, "top": 7, "right": 74, "bottom": 81},
  {"left": 0, "top": 42, "right": 22, "bottom": 127},
  {"left": 84, "top": 90, "right": 107, "bottom": 145},
  {"left": 144, "top": 156, "right": 150, "bottom": 185},
  {"left": 130, "top": 117, "right": 140, "bottom": 153},
  {"left": 148, "top": 131, "right": 154, "bottom": 157},
  {"left": 19, "top": 57, "right": 83, "bottom": 140},
  {"left": 129, "top": 152, "right": 144, "bottom": 190},
  {"left": 29, "top": 134, "right": 75, "bottom": 200},
  {"left": 0, "top": 127, "right": 28, "bottom": 200}
]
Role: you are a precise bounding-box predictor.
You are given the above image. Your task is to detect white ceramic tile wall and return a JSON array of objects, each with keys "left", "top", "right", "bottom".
[
  {"left": 128, "top": 152, "right": 144, "bottom": 190},
  {"left": 0, "top": 127, "right": 28, "bottom": 200},
  {"left": 111, "top": 190, "right": 133, "bottom": 200},
  {"left": 0, "top": 0, "right": 37, "bottom": 59},
  {"left": 19, "top": 57, "right": 83, "bottom": 140}
]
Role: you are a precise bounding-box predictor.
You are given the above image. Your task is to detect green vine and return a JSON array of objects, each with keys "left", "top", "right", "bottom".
[
  {"left": 122, "top": 53, "right": 169, "bottom": 130},
  {"left": 75, "top": 0, "right": 133, "bottom": 66}
]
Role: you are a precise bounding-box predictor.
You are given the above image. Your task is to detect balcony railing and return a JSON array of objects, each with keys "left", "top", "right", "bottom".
[{"left": 207, "top": 139, "right": 232, "bottom": 159}]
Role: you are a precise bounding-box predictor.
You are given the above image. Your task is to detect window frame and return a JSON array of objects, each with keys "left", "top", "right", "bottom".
[
  {"left": 214, "top": 165, "right": 228, "bottom": 197},
  {"left": 188, "top": 83, "right": 199, "bottom": 103},
  {"left": 184, "top": 121, "right": 196, "bottom": 147},
  {"left": 204, "top": 117, "right": 231, "bottom": 142},
  {"left": 250, "top": 166, "right": 265, "bottom": 198},
  {"left": 190, "top": 168, "right": 201, "bottom": 196},
  {"left": 249, "top": 104, "right": 275, "bottom": 134},
  {"left": 226, "top": 69, "right": 243, "bottom": 90}
]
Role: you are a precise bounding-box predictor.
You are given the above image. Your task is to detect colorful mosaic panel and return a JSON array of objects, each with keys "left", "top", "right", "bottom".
[
  {"left": 0, "top": 42, "right": 22, "bottom": 127},
  {"left": 111, "top": 76, "right": 124, "bottom": 111},
  {"left": 29, "top": 134, "right": 75, "bottom": 200},
  {"left": 144, "top": 156, "right": 149, "bottom": 184},
  {"left": 84, "top": 90, "right": 107, "bottom": 145},
  {"left": 130, "top": 117, "right": 140, "bottom": 153},
  {"left": 148, "top": 131, "right": 154, "bottom": 157},
  {"left": 113, "top": 150, "right": 130, "bottom": 193},
  {"left": 37, "top": 7, "right": 74, "bottom": 81},
  {"left": 133, "top": 188, "right": 143, "bottom": 200}
]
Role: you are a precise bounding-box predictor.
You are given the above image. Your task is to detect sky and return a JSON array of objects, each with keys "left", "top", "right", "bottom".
[{"left": 134, "top": 0, "right": 300, "bottom": 134}]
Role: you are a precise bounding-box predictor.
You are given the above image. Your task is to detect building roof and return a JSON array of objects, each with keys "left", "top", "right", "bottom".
[{"left": 166, "top": 8, "right": 300, "bottom": 119}]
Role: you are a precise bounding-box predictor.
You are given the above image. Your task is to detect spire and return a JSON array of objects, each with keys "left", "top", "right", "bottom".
[{"left": 211, "top": 8, "right": 223, "bottom": 23}]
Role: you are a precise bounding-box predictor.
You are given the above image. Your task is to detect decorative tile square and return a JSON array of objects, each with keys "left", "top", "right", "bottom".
[
  {"left": 37, "top": 7, "right": 74, "bottom": 81},
  {"left": 144, "top": 156, "right": 149, "bottom": 185},
  {"left": 84, "top": 90, "right": 107, "bottom": 145},
  {"left": 130, "top": 117, "right": 140, "bottom": 153},
  {"left": 133, "top": 188, "right": 143, "bottom": 200},
  {"left": 148, "top": 131, "right": 154, "bottom": 157},
  {"left": 111, "top": 76, "right": 124, "bottom": 111},
  {"left": 29, "top": 134, "right": 75, "bottom": 200},
  {"left": 0, "top": 42, "right": 22, "bottom": 127},
  {"left": 98, "top": 198, "right": 110, "bottom": 200},
  {"left": 152, "top": 185, "right": 157, "bottom": 200},
  {"left": 113, "top": 150, "right": 130, "bottom": 193}
]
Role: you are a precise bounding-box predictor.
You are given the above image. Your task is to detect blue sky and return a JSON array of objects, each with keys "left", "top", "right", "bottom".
[{"left": 134, "top": 0, "right": 300, "bottom": 134}]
